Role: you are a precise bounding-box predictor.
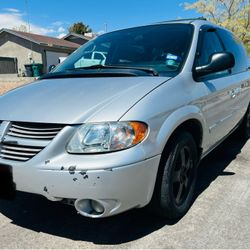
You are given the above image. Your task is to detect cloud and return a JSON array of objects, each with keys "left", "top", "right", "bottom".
[
  {"left": 3, "top": 8, "right": 20, "bottom": 13},
  {"left": 58, "top": 26, "right": 65, "bottom": 33},
  {"left": 0, "top": 8, "right": 68, "bottom": 37},
  {"left": 57, "top": 33, "right": 66, "bottom": 39},
  {"left": 52, "top": 21, "right": 64, "bottom": 27},
  {"left": 97, "top": 30, "right": 105, "bottom": 35},
  {"left": 0, "top": 10, "right": 55, "bottom": 35}
]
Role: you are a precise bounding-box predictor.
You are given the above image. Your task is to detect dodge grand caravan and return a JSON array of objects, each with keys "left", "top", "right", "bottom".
[{"left": 0, "top": 18, "right": 249, "bottom": 219}]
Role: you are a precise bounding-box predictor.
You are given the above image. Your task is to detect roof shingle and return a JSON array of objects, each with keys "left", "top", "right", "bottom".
[{"left": 3, "top": 29, "right": 80, "bottom": 49}]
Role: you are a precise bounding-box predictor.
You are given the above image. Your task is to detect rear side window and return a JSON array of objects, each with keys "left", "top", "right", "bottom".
[{"left": 217, "top": 29, "right": 248, "bottom": 73}]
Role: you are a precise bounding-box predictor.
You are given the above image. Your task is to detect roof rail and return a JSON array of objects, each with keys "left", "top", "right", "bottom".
[{"left": 156, "top": 17, "right": 207, "bottom": 23}]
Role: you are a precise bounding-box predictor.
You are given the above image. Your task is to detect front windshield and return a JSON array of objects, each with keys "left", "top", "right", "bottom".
[{"left": 55, "top": 24, "right": 194, "bottom": 76}]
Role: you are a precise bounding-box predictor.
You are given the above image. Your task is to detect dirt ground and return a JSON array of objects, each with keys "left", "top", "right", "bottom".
[{"left": 0, "top": 80, "right": 33, "bottom": 95}]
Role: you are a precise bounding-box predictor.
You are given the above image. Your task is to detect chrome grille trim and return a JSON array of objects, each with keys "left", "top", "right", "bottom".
[
  {"left": 1, "top": 149, "right": 37, "bottom": 157},
  {"left": 7, "top": 132, "right": 56, "bottom": 140},
  {"left": 9, "top": 127, "right": 60, "bottom": 135},
  {"left": 2, "top": 145, "right": 42, "bottom": 152},
  {"left": 7, "top": 122, "right": 63, "bottom": 140},
  {"left": 0, "top": 154, "right": 30, "bottom": 161},
  {"left": 0, "top": 121, "right": 65, "bottom": 162},
  {"left": 0, "top": 143, "right": 44, "bottom": 161},
  {"left": 12, "top": 124, "right": 63, "bottom": 131},
  {"left": 3, "top": 135, "right": 50, "bottom": 147}
]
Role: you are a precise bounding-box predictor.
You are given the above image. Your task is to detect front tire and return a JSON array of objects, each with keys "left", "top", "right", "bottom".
[{"left": 150, "top": 132, "right": 198, "bottom": 219}]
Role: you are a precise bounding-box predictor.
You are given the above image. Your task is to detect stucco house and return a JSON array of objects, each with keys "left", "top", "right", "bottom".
[{"left": 0, "top": 29, "right": 80, "bottom": 75}]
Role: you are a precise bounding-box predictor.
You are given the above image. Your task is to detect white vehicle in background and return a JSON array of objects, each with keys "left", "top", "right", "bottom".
[
  {"left": 74, "top": 51, "right": 107, "bottom": 68},
  {"left": 59, "top": 57, "right": 67, "bottom": 64}
]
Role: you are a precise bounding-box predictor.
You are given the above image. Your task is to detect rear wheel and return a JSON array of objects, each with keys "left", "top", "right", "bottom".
[
  {"left": 239, "top": 104, "right": 250, "bottom": 140},
  {"left": 150, "top": 132, "right": 198, "bottom": 219}
]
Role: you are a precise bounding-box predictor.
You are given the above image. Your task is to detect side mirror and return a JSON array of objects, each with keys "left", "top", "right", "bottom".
[{"left": 194, "top": 52, "right": 235, "bottom": 78}]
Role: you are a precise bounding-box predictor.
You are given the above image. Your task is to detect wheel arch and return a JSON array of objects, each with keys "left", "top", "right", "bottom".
[
  {"left": 148, "top": 106, "right": 205, "bottom": 217},
  {"left": 156, "top": 105, "right": 206, "bottom": 157}
]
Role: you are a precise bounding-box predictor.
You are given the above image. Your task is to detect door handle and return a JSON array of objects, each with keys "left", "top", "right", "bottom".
[
  {"left": 228, "top": 87, "right": 241, "bottom": 99},
  {"left": 231, "top": 92, "right": 236, "bottom": 98},
  {"left": 228, "top": 90, "right": 236, "bottom": 98}
]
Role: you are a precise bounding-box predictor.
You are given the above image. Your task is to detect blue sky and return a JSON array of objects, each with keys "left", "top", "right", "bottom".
[{"left": 0, "top": 0, "right": 198, "bottom": 37}]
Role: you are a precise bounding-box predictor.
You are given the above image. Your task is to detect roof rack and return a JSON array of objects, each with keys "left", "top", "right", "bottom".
[{"left": 156, "top": 17, "right": 207, "bottom": 23}]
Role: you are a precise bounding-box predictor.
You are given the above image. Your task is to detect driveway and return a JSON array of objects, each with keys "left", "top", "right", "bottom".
[
  {"left": 0, "top": 78, "right": 34, "bottom": 95},
  {"left": 0, "top": 132, "right": 249, "bottom": 249}
]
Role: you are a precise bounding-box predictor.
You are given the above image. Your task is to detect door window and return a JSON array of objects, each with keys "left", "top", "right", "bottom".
[
  {"left": 197, "top": 31, "right": 224, "bottom": 66},
  {"left": 196, "top": 30, "right": 228, "bottom": 79}
]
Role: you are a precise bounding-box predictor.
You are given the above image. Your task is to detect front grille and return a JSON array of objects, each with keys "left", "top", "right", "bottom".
[
  {"left": 7, "top": 122, "right": 64, "bottom": 140},
  {"left": 0, "top": 144, "right": 44, "bottom": 161},
  {"left": 0, "top": 121, "right": 64, "bottom": 162}
]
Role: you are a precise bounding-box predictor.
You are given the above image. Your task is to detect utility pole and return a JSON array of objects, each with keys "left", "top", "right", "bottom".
[
  {"left": 25, "top": 0, "right": 33, "bottom": 64},
  {"left": 25, "top": 0, "right": 31, "bottom": 33}
]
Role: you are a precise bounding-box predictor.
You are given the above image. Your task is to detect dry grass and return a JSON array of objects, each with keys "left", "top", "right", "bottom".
[{"left": 0, "top": 81, "right": 31, "bottom": 95}]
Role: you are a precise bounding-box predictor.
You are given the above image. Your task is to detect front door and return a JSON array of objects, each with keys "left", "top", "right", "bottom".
[{"left": 195, "top": 27, "right": 239, "bottom": 148}]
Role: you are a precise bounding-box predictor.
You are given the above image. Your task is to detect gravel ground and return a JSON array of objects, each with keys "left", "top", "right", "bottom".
[
  {"left": 0, "top": 80, "right": 32, "bottom": 95},
  {"left": 0, "top": 131, "right": 249, "bottom": 249}
]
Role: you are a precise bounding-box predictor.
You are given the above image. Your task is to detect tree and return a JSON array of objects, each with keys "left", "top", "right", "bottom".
[
  {"left": 13, "top": 24, "right": 28, "bottom": 32},
  {"left": 68, "top": 22, "right": 92, "bottom": 35},
  {"left": 184, "top": 0, "right": 250, "bottom": 54}
]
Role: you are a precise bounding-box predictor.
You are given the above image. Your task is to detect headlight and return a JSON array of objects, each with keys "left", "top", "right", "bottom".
[{"left": 67, "top": 121, "right": 148, "bottom": 153}]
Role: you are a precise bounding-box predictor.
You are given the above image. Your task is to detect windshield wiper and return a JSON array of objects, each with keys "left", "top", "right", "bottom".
[
  {"left": 39, "top": 70, "right": 138, "bottom": 80},
  {"left": 71, "top": 64, "right": 159, "bottom": 76},
  {"left": 40, "top": 65, "right": 159, "bottom": 80}
]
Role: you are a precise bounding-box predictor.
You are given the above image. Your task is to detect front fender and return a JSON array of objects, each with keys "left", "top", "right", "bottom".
[
  {"left": 137, "top": 105, "right": 208, "bottom": 158},
  {"left": 155, "top": 105, "right": 207, "bottom": 153}
]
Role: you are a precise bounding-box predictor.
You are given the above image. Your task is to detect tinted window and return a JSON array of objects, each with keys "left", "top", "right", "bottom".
[
  {"left": 195, "top": 30, "right": 228, "bottom": 79},
  {"left": 197, "top": 31, "right": 224, "bottom": 66},
  {"left": 55, "top": 24, "right": 194, "bottom": 76},
  {"left": 217, "top": 28, "right": 248, "bottom": 73}
]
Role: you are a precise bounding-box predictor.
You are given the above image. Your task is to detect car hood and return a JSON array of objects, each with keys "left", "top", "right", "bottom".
[{"left": 0, "top": 77, "right": 170, "bottom": 124}]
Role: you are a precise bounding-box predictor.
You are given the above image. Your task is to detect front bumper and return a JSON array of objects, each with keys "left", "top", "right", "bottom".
[
  {"left": 4, "top": 155, "right": 160, "bottom": 218},
  {"left": 0, "top": 125, "right": 161, "bottom": 217}
]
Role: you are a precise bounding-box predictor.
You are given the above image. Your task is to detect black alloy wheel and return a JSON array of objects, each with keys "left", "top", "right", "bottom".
[
  {"left": 239, "top": 104, "right": 250, "bottom": 139},
  {"left": 149, "top": 132, "right": 199, "bottom": 219},
  {"left": 171, "top": 145, "right": 195, "bottom": 207},
  {"left": 245, "top": 105, "right": 250, "bottom": 139}
]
